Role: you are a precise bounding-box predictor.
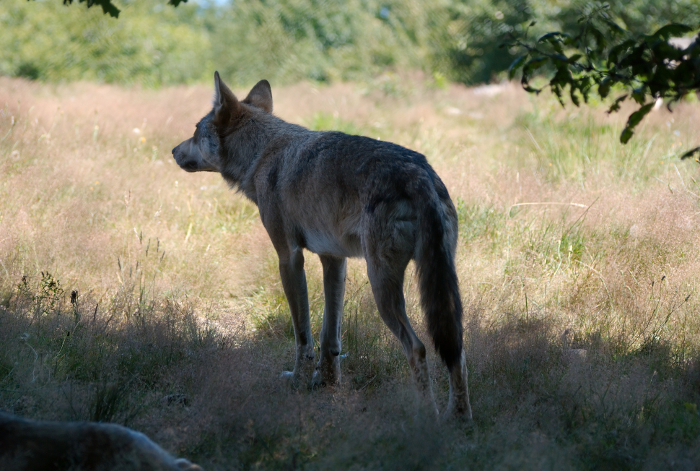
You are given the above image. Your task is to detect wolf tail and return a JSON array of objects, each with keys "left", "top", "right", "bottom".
[{"left": 414, "top": 182, "right": 463, "bottom": 370}]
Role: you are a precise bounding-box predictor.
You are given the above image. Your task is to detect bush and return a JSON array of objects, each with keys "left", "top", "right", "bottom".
[{"left": 0, "top": 0, "right": 211, "bottom": 86}]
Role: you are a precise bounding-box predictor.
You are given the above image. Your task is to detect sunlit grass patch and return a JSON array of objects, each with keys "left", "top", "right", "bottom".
[
  {"left": 510, "top": 102, "right": 692, "bottom": 186},
  {"left": 304, "top": 111, "right": 366, "bottom": 135}
]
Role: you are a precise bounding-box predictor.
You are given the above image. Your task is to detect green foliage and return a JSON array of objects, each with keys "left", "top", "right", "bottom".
[
  {"left": 507, "top": 3, "right": 700, "bottom": 150},
  {"left": 203, "top": 0, "right": 430, "bottom": 86},
  {"left": 7, "top": 0, "right": 700, "bottom": 91},
  {"left": 2, "top": 0, "right": 211, "bottom": 85},
  {"left": 35, "top": 0, "right": 189, "bottom": 19},
  {"left": 55, "top": 0, "right": 122, "bottom": 18},
  {"left": 431, "top": 0, "right": 700, "bottom": 84}
]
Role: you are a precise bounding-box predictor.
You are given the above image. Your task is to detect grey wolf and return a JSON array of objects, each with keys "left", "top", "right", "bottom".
[
  {"left": 172, "top": 72, "right": 472, "bottom": 419},
  {"left": 0, "top": 411, "right": 202, "bottom": 470}
]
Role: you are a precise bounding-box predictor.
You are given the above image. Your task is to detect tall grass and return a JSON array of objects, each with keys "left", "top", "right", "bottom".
[{"left": 1, "top": 76, "right": 700, "bottom": 469}]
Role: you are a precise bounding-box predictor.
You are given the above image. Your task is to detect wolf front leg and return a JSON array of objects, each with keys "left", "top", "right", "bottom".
[
  {"left": 278, "top": 247, "right": 315, "bottom": 387},
  {"left": 311, "top": 255, "right": 347, "bottom": 387}
]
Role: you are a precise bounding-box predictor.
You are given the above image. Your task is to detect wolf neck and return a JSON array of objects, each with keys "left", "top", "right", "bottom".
[{"left": 220, "top": 113, "right": 308, "bottom": 202}]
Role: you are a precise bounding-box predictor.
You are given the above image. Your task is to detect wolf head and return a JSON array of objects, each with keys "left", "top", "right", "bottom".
[{"left": 172, "top": 71, "right": 272, "bottom": 173}]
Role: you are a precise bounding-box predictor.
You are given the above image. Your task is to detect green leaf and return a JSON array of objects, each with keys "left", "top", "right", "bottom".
[
  {"left": 627, "top": 103, "right": 655, "bottom": 128},
  {"left": 97, "top": 0, "right": 120, "bottom": 18},
  {"left": 567, "top": 54, "right": 582, "bottom": 64},
  {"left": 551, "top": 83, "right": 564, "bottom": 106},
  {"left": 608, "top": 39, "right": 637, "bottom": 66},
  {"left": 651, "top": 23, "right": 694, "bottom": 41},
  {"left": 680, "top": 146, "right": 700, "bottom": 160},
  {"left": 620, "top": 127, "right": 634, "bottom": 144},
  {"left": 537, "top": 32, "right": 563, "bottom": 43},
  {"left": 522, "top": 57, "right": 548, "bottom": 75},
  {"left": 551, "top": 65, "right": 572, "bottom": 86},
  {"left": 508, "top": 56, "right": 527, "bottom": 80},
  {"left": 570, "top": 87, "right": 580, "bottom": 107},
  {"left": 168, "top": 0, "right": 189, "bottom": 5},
  {"left": 598, "top": 77, "right": 612, "bottom": 98},
  {"left": 604, "top": 19, "right": 626, "bottom": 35},
  {"left": 589, "top": 25, "right": 607, "bottom": 52},
  {"left": 632, "top": 87, "right": 647, "bottom": 105},
  {"left": 620, "top": 102, "right": 654, "bottom": 143},
  {"left": 563, "top": 34, "right": 576, "bottom": 46},
  {"left": 608, "top": 94, "right": 628, "bottom": 114},
  {"left": 58, "top": 0, "right": 120, "bottom": 17}
]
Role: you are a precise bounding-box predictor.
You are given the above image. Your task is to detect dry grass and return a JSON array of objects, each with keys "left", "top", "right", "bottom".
[{"left": 1, "top": 74, "right": 700, "bottom": 469}]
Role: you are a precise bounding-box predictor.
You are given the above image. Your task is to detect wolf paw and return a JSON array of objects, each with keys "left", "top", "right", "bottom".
[
  {"left": 442, "top": 400, "right": 473, "bottom": 422},
  {"left": 309, "top": 370, "right": 325, "bottom": 389},
  {"left": 310, "top": 368, "right": 340, "bottom": 389},
  {"left": 280, "top": 370, "right": 302, "bottom": 389},
  {"left": 310, "top": 357, "right": 341, "bottom": 389}
]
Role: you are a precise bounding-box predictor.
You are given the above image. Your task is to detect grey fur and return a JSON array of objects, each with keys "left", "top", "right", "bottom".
[
  {"left": 0, "top": 411, "right": 203, "bottom": 471},
  {"left": 173, "top": 72, "right": 472, "bottom": 419}
]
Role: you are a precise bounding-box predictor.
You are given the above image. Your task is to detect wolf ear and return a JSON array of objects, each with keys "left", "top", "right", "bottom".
[
  {"left": 213, "top": 71, "right": 239, "bottom": 120},
  {"left": 242, "top": 80, "right": 273, "bottom": 113}
]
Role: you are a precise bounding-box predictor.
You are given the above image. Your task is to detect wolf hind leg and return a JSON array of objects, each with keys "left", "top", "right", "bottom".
[
  {"left": 365, "top": 256, "right": 438, "bottom": 416},
  {"left": 277, "top": 248, "right": 315, "bottom": 387},
  {"left": 311, "top": 255, "right": 346, "bottom": 388},
  {"left": 445, "top": 350, "right": 473, "bottom": 420}
]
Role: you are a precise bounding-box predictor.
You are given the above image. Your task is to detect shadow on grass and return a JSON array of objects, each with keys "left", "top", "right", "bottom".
[{"left": 1, "top": 277, "right": 699, "bottom": 470}]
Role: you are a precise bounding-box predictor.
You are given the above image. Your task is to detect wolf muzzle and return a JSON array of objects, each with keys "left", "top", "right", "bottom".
[{"left": 172, "top": 140, "right": 200, "bottom": 172}]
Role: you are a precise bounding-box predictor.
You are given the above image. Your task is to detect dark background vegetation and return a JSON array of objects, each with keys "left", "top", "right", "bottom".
[{"left": 3, "top": 0, "right": 699, "bottom": 87}]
